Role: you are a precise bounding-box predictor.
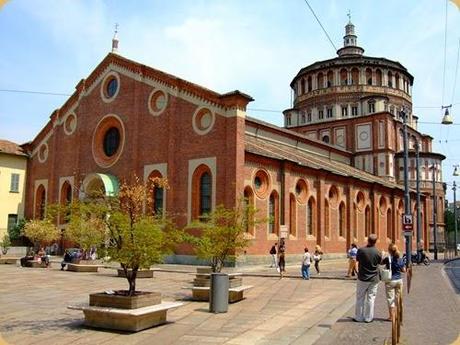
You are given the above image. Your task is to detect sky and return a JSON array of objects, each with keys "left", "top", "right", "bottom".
[{"left": 1, "top": 0, "right": 460, "bottom": 198}]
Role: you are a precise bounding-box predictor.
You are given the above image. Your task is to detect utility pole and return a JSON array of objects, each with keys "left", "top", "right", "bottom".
[
  {"left": 402, "top": 108, "right": 411, "bottom": 266},
  {"left": 454, "top": 181, "right": 458, "bottom": 256},
  {"left": 415, "top": 141, "right": 421, "bottom": 255},
  {"left": 432, "top": 164, "right": 438, "bottom": 260}
]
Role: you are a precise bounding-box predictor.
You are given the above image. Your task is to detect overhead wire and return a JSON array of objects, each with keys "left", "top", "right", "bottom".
[{"left": 302, "top": 0, "right": 338, "bottom": 51}]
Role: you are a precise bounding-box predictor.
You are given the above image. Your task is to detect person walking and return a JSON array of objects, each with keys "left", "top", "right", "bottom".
[
  {"left": 313, "top": 245, "right": 323, "bottom": 275},
  {"left": 346, "top": 243, "right": 358, "bottom": 277},
  {"left": 278, "top": 239, "right": 286, "bottom": 278},
  {"left": 382, "top": 243, "right": 406, "bottom": 321},
  {"left": 269, "top": 243, "right": 278, "bottom": 268},
  {"left": 354, "top": 234, "right": 382, "bottom": 323},
  {"left": 301, "top": 247, "right": 312, "bottom": 279}
]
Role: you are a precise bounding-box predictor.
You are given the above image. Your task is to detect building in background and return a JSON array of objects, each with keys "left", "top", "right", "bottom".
[
  {"left": 283, "top": 19, "right": 445, "bottom": 252},
  {"left": 22, "top": 21, "right": 442, "bottom": 263},
  {"left": 0, "top": 140, "right": 27, "bottom": 240}
]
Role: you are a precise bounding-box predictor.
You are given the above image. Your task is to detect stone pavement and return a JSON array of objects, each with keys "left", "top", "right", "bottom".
[
  {"left": 314, "top": 259, "right": 460, "bottom": 345},
  {"left": 0, "top": 259, "right": 355, "bottom": 345},
  {"left": 2, "top": 258, "right": 457, "bottom": 344}
]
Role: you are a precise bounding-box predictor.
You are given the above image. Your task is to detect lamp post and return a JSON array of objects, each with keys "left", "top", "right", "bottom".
[
  {"left": 415, "top": 141, "right": 422, "bottom": 256},
  {"left": 401, "top": 108, "right": 411, "bottom": 266},
  {"left": 441, "top": 105, "right": 453, "bottom": 125},
  {"left": 431, "top": 164, "right": 438, "bottom": 260},
  {"left": 453, "top": 165, "right": 459, "bottom": 256}
]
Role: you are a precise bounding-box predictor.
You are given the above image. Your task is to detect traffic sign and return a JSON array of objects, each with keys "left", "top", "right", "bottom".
[{"left": 402, "top": 214, "right": 413, "bottom": 232}]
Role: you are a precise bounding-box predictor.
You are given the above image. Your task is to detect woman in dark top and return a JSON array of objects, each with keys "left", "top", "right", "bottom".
[
  {"left": 278, "top": 239, "right": 286, "bottom": 279},
  {"left": 382, "top": 243, "right": 406, "bottom": 320}
]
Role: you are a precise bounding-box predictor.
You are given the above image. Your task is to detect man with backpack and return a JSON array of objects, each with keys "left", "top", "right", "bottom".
[{"left": 269, "top": 242, "right": 277, "bottom": 268}]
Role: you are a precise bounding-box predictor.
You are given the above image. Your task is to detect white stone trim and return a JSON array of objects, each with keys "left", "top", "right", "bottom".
[
  {"left": 147, "top": 89, "right": 169, "bottom": 116},
  {"left": 33, "top": 179, "right": 48, "bottom": 219},
  {"left": 100, "top": 71, "right": 121, "bottom": 103},
  {"left": 91, "top": 114, "right": 126, "bottom": 168},
  {"left": 37, "top": 143, "right": 49, "bottom": 163},
  {"left": 144, "top": 163, "right": 168, "bottom": 217},
  {"left": 192, "top": 107, "right": 215, "bottom": 136},
  {"left": 63, "top": 112, "right": 77, "bottom": 136},
  {"left": 187, "top": 157, "right": 216, "bottom": 224}
]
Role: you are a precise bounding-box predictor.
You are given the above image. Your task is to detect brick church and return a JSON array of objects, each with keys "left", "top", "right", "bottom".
[{"left": 23, "top": 20, "right": 445, "bottom": 263}]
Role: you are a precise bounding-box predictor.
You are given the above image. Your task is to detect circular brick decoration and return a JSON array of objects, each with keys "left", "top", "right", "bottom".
[
  {"left": 100, "top": 72, "right": 120, "bottom": 103},
  {"left": 253, "top": 169, "right": 270, "bottom": 199},
  {"left": 148, "top": 89, "right": 168, "bottom": 116},
  {"left": 63, "top": 113, "right": 77, "bottom": 135},
  {"left": 38, "top": 143, "right": 48, "bottom": 163},
  {"left": 92, "top": 114, "right": 125, "bottom": 168},
  {"left": 192, "top": 107, "right": 215, "bottom": 135}
]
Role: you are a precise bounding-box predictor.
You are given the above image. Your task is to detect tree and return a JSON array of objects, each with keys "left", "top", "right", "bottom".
[
  {"left": 63, "top": 201, "right": 106, "bottom": 259},
  {"left": 1, "top": 234, "right": 11, "bottom": 255},
  {"left": 188, "top": 201, "right": 259, "bottom": 272},
  {"left": 22, "top": 219, "right": 60, "bottom": 249},
  {"left": 8, "top": 218, "right": 26, "bottom": 241},
  {"left": 67, "top": 176, "right": 182, "bottom": 296}
]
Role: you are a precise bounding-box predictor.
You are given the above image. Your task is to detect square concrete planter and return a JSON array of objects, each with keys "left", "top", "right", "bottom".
[
  {"left": 69, "top": 291, "right": 183, "bottom": 332},
  {"left": 89, "top": 291, "right": 161, "bottom": 309},
  {"left": 0, "top": 257, "right": 18, "bottom": 264},
  {"left": 68, "top": 263, "right": 101, "bottom": 272},
  {"left": 117, "top": 268, "right": 154, "bottom": 279}
]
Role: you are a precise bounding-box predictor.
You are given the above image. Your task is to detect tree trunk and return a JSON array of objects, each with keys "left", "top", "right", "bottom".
[{"left": 127, "top": 267, "right": 138, "bottom": 296}]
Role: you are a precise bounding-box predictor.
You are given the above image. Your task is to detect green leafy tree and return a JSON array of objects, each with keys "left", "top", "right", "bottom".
[
  {"left": 63, "top": 201, "right": 106, "bottom": 259},
  {"left": 22, "top": 219, "right": 60, "bottom": 249},
  {"left": 8, "top": 218, "right": 26, "bottom": 241},
  {"left": 188, "top": 201, "right": 259, "bottom": 272},
  {"left": 67, "top": 176, "right": 182, "bottom": 296},
  {"left": 1, "top": 234, "right": 11, "bottom": 255}
]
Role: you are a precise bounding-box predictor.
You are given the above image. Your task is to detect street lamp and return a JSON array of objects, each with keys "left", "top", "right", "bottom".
[
  {"left": 415, "top": 141, "right": 422, "bottom": 257},
  {"left": 401, "top": 107, "right": 412, "bottom": 266},
  {"left": 453, "top": 165, "right": 459, "bottom": 256},
  {"left": 430, "top": 164, "right": 439, "bottom": 260},
  {"left": 442, "top": 105, "right": 453, "bottom": 125}
]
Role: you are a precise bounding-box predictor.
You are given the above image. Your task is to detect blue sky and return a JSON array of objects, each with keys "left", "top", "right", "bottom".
[{"left": 1, "top": 0, "right": 460, "bottom": 195}]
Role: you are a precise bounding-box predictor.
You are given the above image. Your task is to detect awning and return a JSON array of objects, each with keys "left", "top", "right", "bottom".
[{"left": 82, "top": 173, "right": 120, "bottom": 197}]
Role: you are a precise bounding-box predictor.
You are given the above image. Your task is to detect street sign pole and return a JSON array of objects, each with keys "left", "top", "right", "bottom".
[{"left": 401, "top": 109, "right": 411, "bottom": 267}]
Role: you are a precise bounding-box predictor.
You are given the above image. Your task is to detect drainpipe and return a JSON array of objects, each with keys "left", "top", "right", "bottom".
[{"left": 281, "top": 160, "right": 286, "bottom": 225}]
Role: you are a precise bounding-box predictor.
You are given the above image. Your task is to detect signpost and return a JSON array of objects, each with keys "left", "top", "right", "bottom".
[
  {"left": 402, "top": 214, "right": 413, "bottom": 237},
  {"left": 280, "top": 225, "right": 289, "bottom": 239}
]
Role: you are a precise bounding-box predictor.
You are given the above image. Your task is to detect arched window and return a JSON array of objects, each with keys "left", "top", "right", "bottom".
[
  {"left": 307, "top": 76, "right": 312, "bottom": 92},
  {"left": 306, "top": 197, "right": 315, "bottom": 236},
  {"left": 301, "top": 78, "right": 306, "bottom": 94},
  {"left": 376, "top": 69, "right": 382, "bottom": 86},
  {"left": 327, "top": 70, "right": 334, "bottom": 87},
  {"left": 387, "top": 209, "right": 393, "bottom": 241},
  {"left": 289, "top": 193, "right": 296, "bottom": 236},
  {"left": 395, "top": 74, "right": 400, "bottom": 90},
  {"left": 268, "top": 191, "right": 279, "bottom": 234},
  {"left": 317, "top": 73, "right": 324, "bottom": 89},
  {"left": 388, "top": 71, "right": 393, "bottom": 88},
  {"left": 339, "top": 202, "right": 345, "bottom": 237},
  {"left": 192, "top": 165, "right": 212, "bottom": 220},
  {"left": 324, "top": 199, "right": 330, "bottom": 238},
  {"left": 243, "top": 186, "right": 255, "bottom": 234},
  {"left": 35, "top": 184, "right": 46, "bottom": 220},
  {"left": 365, "top": 205, "right": 371, "bottom": 237},
  {"left": 60, "top": 181, "right": 72, "bottom": 224},
  {"left": 148, "top": 171, "right": 164, "bottom": 216},
  {"left": 351, "top": 68, "right": 359, "bottom": 85},
  {"left": 366, "top": 68, "right": 373, "bottom": 85},
  {"left": 340, "top": 68, "right": 348, "bottom": 85}
]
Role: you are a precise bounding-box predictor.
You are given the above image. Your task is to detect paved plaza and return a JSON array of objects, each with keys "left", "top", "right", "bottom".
[{"left": 0, "top": 259, "right": 459, "bottom": 345}]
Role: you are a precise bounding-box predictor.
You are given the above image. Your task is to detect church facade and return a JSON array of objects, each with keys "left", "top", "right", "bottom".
[{"left": 23, "top": 21, "right": 444, "bottom": 262}]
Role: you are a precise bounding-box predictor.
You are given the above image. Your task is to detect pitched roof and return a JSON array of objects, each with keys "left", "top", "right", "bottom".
[
  {"left": 245, "top": 134, "right": 402, "bottom": 190},
  {"left": 0, "top": 139, "right": 27, "bottom": 157}
]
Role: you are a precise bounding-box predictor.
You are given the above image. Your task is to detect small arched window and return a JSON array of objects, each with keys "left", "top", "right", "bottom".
[
  {"left": 324, "top": 199, "right": 330, "bottom": 238},
  {"left": 339, "top": 202, "right": 345, "bottom": 237},
  {"left": 307, "top": 76, "right": 312, "bottom": 92},
  {"left": 317, "top": 73, "right": 324, "bottom": 89},
  {"left": 327, "top": 70, "right": 334, "bottom": 87},
  {"left": 192, "top": 165, "right": 213, "bottom": 220},
  {"left": 60, "top": 181, "right": 72, "bottom": 224},
  {"left": 243, "top": 186, "right": 255, "bottom": 234},
  {"left": 35, "top": 184, "right": 46, "bottom": 220},
  {"left": 366, "top": 68, "right": 372, "bottom": 85},
  {"left": 351, "top": 68, "right": 359, "bottom": 85},
  {"left": 365, "top": 205, "right": 371, "bottom": 237},
  {"left": 387, "top": 209, "right": 393, "bottom": 241},
  {"left": 268, "top": 191, "right": 279, "bottom": 234},
  {"left": 388, "top": 71, "right": 393, "bottom": 88},
  {"left": 376, "top": 69, "right": 382, "bottom": 86},
  {"left": 340, "top": 68, "right": 348, "bottom": 85},
  {"left": 148, "top": 171, "right": 164, "bottom": 216},
  {"left": 307, "top": 197, "right": 315, "bottom": 236}
]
